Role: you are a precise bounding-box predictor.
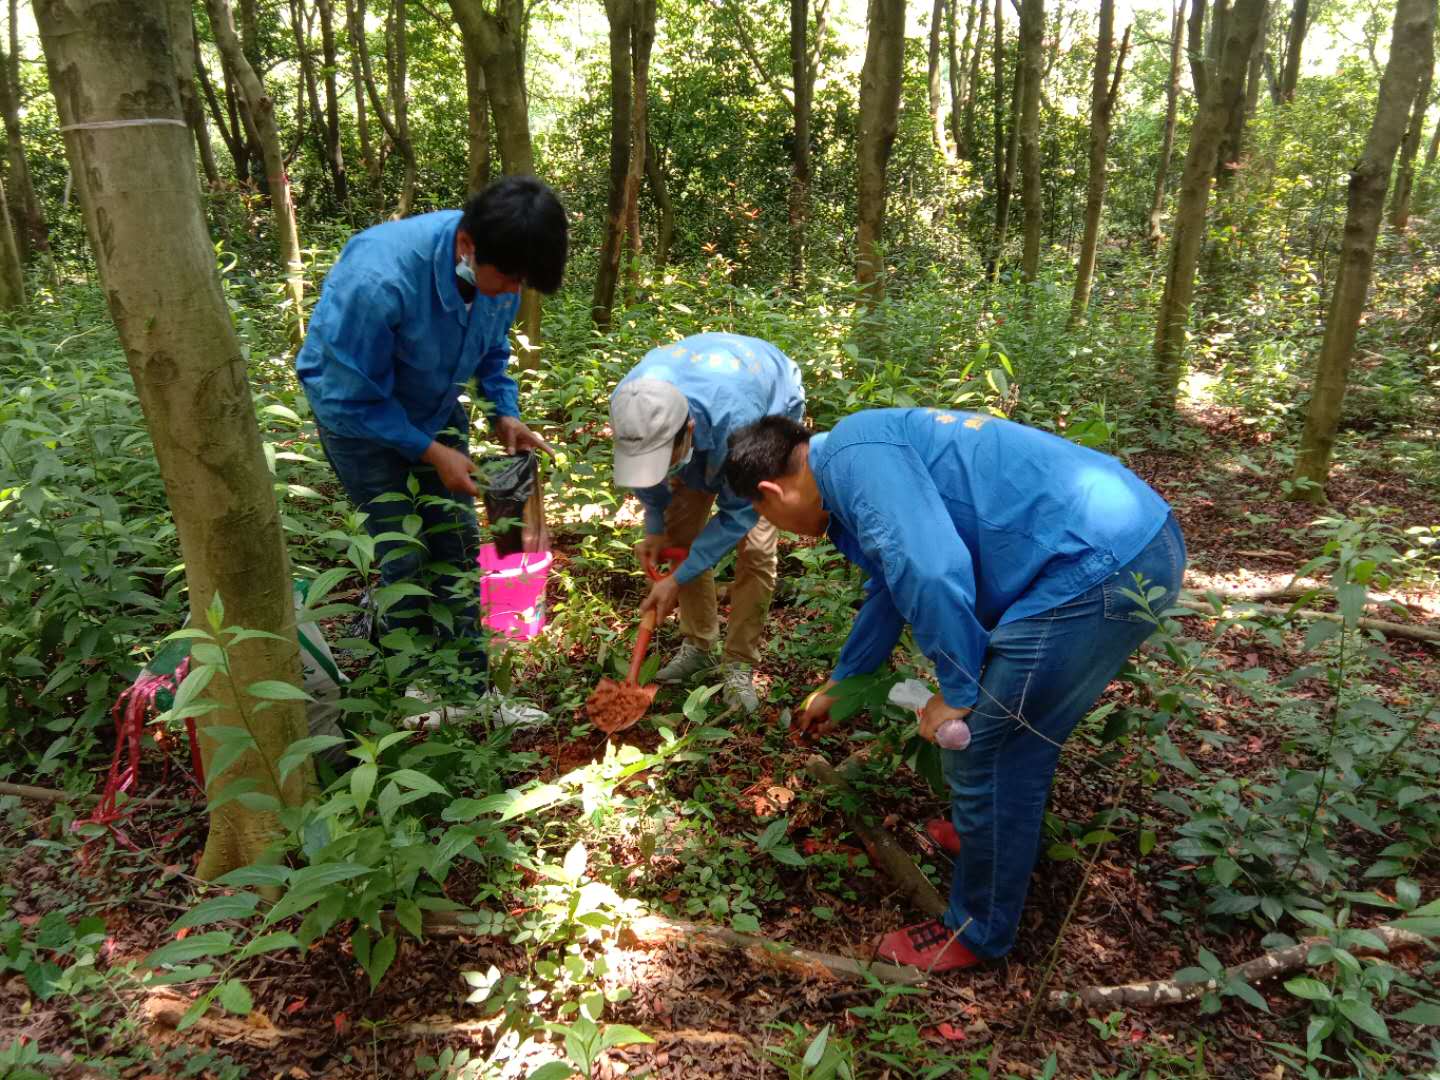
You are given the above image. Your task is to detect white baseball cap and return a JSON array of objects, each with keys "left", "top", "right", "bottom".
[{"left": 611, "top": 378, "right": 690, "bottom": 488}]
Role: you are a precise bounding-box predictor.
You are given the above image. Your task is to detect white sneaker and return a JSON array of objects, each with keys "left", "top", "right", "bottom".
[
  {"left": 655, "top": 642, "right": 717, "bottom": 685},
  {"left": 401, "top": 687, "right": 483, "bottom": 731},
  {"left": 720, "top": 663, "right": 760, "bottom": 715}
]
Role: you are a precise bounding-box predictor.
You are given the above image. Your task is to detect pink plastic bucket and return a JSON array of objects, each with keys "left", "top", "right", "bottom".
[{"left": 477, "top": 544, "right": 553, "bottom": 641}]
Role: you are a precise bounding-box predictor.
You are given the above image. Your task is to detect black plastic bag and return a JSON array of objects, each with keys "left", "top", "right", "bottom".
[{"left": 477, "top": 451, "right": 548, "bottom": 556}]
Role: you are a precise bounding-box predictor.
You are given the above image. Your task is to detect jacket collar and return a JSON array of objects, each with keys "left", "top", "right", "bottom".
[{"left": 433, "top": 214, "right": 467, "bottom": 316}]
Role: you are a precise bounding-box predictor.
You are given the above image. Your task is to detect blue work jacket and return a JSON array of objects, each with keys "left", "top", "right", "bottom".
[
  {"left": 617, "top": 333, "right": 806, "bottom": 584},
  {"left": 813, "top": 408, "right": 1172, "bottom": 709},
  {"left": 295, "top": 211, "right": 521, "bottom": 460}
]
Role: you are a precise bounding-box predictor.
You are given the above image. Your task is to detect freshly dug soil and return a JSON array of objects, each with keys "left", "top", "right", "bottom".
[{"left": 585, "top": 680, "right": 656, "bottom": 733}]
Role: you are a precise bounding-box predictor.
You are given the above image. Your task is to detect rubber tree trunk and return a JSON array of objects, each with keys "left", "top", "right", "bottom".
[
  {"left": 463, "top": 35, "right": 490, "bottom": 195},
  {"left": 389, "top": 0, "right": 416, "bottom": 215},
  {"left": 195, "top": 42, "right": 249, "bottom": 182},
  {"left": 1278, "top": 0, "right": 1308, "bottom": 102},
  {"left": 170, "top": 0, "right": 220, "bottom": 187},
  {"left": 1216, "top": 0, "right": 1265, "bottom": 188},
  {"left": 1388, "top": 54, "right": 1433, "bottom": 230},
  {"left": 316, "top": 0, "right": 348, "bottom": 201},
  {"left": 927, "top": 0, "right": 950, "bottom": 157},
  {"left": 1017, "top": 0, "right": 1044, "bottom": 281},
  {"left": 35, "top": 0, "right": 308, "bottom": 880},
  {"left": 1070, "top": 1, "right": 1128, "bottom": 325},
  {"left": 855, "top": 0, "right": 905, "bottom": 306},
  {"left": 347, "top": 0, "right": 416, "bottom": 217},
  {"left": 449, "top": 0, "right": 541, "bottom": 366},
  {"left": 347, "top": 0, "right": 377, "bottom": 181},
  {"left": 0, "top": 173, "right": 23, "bottom": 308},
  {"left": 645, "top": 137, "right": 674, "bottom": 267},
  {"left": 1151, "top": 0, "right": 1264, "bottom": 410},
  {"left": 622, "top": 0, "right": 656, "bottom": 305},
  {"left": 0, "top": 42, "right": 46, "bottom": 259},
  {"left": 1148, "top": 0, "right": 1185, "bottom": 249},
  {"left": 788, "top": 0, "right": 818, "bottom": 287},
  {"left": 1291, "top": 0, "right": 1434, "bottom": 501},
  {"left": 591, "top": 0, "right": 633, "bottom": 330},
  {"left": 204, "top": 0, "right": 306, "bottom": 346}
]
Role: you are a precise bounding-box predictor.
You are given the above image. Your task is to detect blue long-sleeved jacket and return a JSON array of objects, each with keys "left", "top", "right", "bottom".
[
  {"left": 616, "top": 333, "right": 805, "bottom": 584},
  {"left": 295, "top": 211, "right": 521, "bottom": 460},
  {"left": 813, "top": 408, "right": 1172, "bottom": 709}
]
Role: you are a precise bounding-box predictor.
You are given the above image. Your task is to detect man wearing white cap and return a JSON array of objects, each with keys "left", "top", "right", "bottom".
[{"left": 610, "top": 333, "right": 806, "bottom": 713}]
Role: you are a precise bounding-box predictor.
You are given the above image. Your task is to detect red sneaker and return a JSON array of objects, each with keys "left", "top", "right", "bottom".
[
  {"left": 924, "top": 818, "right": 962, "bottom": 856},
  {"left": 875, "top": 920, "right": 981, "bottom": 973}
]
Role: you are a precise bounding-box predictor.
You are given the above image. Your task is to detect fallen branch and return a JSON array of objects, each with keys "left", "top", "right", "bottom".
[
  {"left": 0, "top": 781, "right": 186, "bottom": 807},
  {"left": 420, "top": 911, "right": 926, "bottom": 987},
  {"left": 805, "top": 754, "right": 948, "bottom": 919},
  {"left": 1047, "top": 925, "right": 1429, "bottom": 1012},
  {"left": 1176, "top": 597, "right": 1440, "bottom": 645}
]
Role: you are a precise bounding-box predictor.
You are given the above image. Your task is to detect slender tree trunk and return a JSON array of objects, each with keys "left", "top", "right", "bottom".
[
  {"left": 1292, "top": 0, "right": 1434, "bottom": 499},
  {"left": 1421, "top": 112, "right": 1440, "bottom": 210},
  {"left": 172, "top": 1, "right": 221, "bottom": 187},
  {"left": 205, "top": 0, "right": 306, "bottom": 345},
  {"left": 855, "top": 0, "right": 905, "bottom": 305},
  {"left": 946, "top": 0, "right": 963, "bottom": 157},
  {"left": 591, "top": 0, "right": 633, "bottom": 329},
  {"left": 1148, "top": 1, "right": 1185, "bottom": 249},
  {"left": 196, "top": 43, "right": 250, "bottom": 182},
  {"left": 236, "top": 0, "right": 267, "bottom": 187},
  {"left": 645, "top": 137, "right": 674, "bottom": 267},
  {"left": 390, "top": 0, "right": 415, "bottom": 215},
  {"left": 316, "top": 0, "right": 348, "bottom": 201},
  {"left": 1070, "top": 2, "right": 1128, "bottom": 324},
  {"left": 622, "top": 0, "right": 655, "bottom": 304},
  {"left": 1187, "top": 0, "right": 1209, "bottom": 104},
  {"left": 927, "top": 0, "right": 950, "bottom": 158},
  {"left": 0, "top": 173, "right": 23, "bottom": 308},
  {"left": 1243, "top": 0, "right": 1268, "bottom": 119},
  {"left": 291, "top": 0, "right": 330, "bottom": 195},
  {"left": 1389, "top": 55, "right": 1433, "bottom": 230},
  {"left": 0, "top": 42, "right": 45, "bottom": 258},
  {"left": 962, "top": 0, "right": 986, "bottom": 160},
  {"left": 1216, "top": 0, "right": 1263, "bottom": 187},
  {"left": 347, "top": 0, "right": 377, "bottom": 181},
  {"left": 350, "top": 0, "right": 417, "bottom": 217},
  {"left": 36, "top": 0, "right": 308, "bottom": 880},
  {"left": 1018, "top": 0, "right": 1044, "bottom": 281},
  {"left": 1151, "top": 0, "right": 1265, "bottom": 409},
  {"left": 463, "top": 35, "right": 490, "bottom": 195},
  {"left": 1278, "top": 0, "right": 1308, "bottom": 102},
  {"left": 788, "top": 0, "right": 820, "bottom": 287},
  {"left": 449, "top": 0, "right": 541, "bottom": 364}
]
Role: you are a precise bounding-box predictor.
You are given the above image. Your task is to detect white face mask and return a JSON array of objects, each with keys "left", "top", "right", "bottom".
[
  {"left": 666, "top": 443, "right": 693, "bottom": 478},
  {"left": 455, "top": 254, "right": 476, "bottom": 287}
]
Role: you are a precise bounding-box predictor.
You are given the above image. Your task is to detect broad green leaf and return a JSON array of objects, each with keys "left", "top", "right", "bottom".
[
  {"left": 526, "top": 1064, "right": 575, "bottom": 1080},
  {"left": 388, "top": 768, "right": 448, "bottom": 797},
  {"left": 217, "top": 978, "right": 253, "bottom": 1015},
  {"left": 1337, "top": 997, "right": 1389, "bottom": 1041},
  {"left": 145, "top": 931, "right": 235, "bottom": 968},
  {"left": 170, "top": 892, "right": 260, "bottom": 932},
  {"left": 351, "top": 763, "right": 378, "bottom": 812},
  {"left": 364, "top": 932, "right": 397, "bottom": 991},
  {"left": 601, "top": 1023, "right": 655, "bottom": 1051},
  {"left": 1284, "top": 977, "right": 1332, "bottom": 1002},
  {"left": 1395, "top": 1002, "right": 1440, "bottom": 1026},
  {"left": 802, "top": 1024, "right": 831, "bottom": 1069},
  {"left": 245, "top": 679, "right": 312, "bottom": 702},
  {"left": 278, "top": 735, "right": 347, "bottom": 783},
  {"left": 237, "top": 932, "right": 301, "bottom": 959}
]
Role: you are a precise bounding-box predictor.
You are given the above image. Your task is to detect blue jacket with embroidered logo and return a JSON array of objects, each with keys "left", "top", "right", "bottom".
[
  {"left": 296, "top": 210, "right": 521, "bottom": 461},
  {"left": 812, "top": 408, "right": 1171, "bottom": 709}
]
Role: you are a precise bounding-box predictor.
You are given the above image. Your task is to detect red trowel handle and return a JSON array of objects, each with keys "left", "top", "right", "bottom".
[
  {"left": 644, "top": 546, "right": 691, "bottom": 582},
  {"left": 627, "top": 608, "right": 659, "bottom": 684}
]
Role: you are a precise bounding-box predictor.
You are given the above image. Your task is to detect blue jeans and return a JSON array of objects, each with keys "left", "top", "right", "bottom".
[
  {"left": 942, "top": 514, "right": 1186, "bottom": 958},
  {"left": 315, "top": 403, "right": 486, "bottom": 679}
]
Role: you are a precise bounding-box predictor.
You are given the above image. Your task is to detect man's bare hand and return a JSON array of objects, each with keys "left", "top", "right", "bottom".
[
  {"left": 794, "top": 679, "right": 839, "bottom": 739},
  {"left": 639, "top": 574, "right": 681, "bottom": 622},
  {"left": 494, "top": 415, "right": 556, "bottom": 457},
  {"left": 918, "top": 693, "right": 971, "bottom": 744},
  {"left": 421, "top": 441, "right": 478, "bottom": 496}
]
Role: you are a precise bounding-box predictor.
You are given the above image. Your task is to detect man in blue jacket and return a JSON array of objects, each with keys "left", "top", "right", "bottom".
[
  {"left": 609, "top": 333, "right": 806, "bottom": 713},
  {"left": 297, "top": 177, "right": 566, "bottom": 714},
  {"left": 725, "top": 409, "right": 1185, "bottom": 971}
]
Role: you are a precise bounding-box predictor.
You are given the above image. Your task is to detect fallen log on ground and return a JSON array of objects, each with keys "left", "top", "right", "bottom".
[
  {"left": 0, "top": 781, "right": 186, "bottom": 807},
  {"left": 805, "top": 754, "right": 948, "bottom": 919},
  {"left": 1047, "top": 925, "right": 1429, "bottom": 1012},
  {"left": 420, "top": 911, "right": 926, "bottom": 987},
  {"left": 1176, "top": 596, "right": 1440, "bottom": 645}
]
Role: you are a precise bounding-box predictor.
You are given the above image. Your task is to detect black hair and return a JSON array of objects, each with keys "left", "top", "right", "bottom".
[
  {"left": 724, "top": 416, "right": 811, "bottom": 499},
  {"left": 460, "top": 176, "right": 569, "bottom": 295},
  {"left": 672, "top": 420, "right": 690, "bottom": 448}
]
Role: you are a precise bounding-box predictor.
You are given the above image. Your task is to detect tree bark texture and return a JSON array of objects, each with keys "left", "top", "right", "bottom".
[
  {"left": 389, "top": 0, "right": 415, "bottom": 214},
  {"left": 1216, "top": 0, "right": 1265, "bottom": 186},
  {"left": 35, "top": 0, "right": 308, "bottom": 881},
  {"left": 591, "top": 0, "right": 634, "bottom": 329},
  {"left": 0, "top": 41, "right": 46, "bottom": 257},
  {"left": 1292, "top": 0, "right": 1434, "bottom": 501},
  {"left": 1017, "top": 0, "right": 1044, "bottom": 281},
  {"left": 1388, "top": 53, "right": 1433, "bottom": 230},
  {"left": 347, "top": 0, "right": 416, "bottom": 217},
  {"left": 1279, "top": 0, "right": 1308, "bottom": 102},
  {"left": 170, "top": 0, "right": 220, "bottom": 187},
  {"left": 927, "top": 0, "right": 950, "bottom": 158},
  {"left": 1151, "top": 0, "right": 1264, "bottom": 410},
  {"left": 1070, "top": 0, "right": 1128, "bottom": 325},
  {"left": 622, "top": 0, "right": 655, "bottom": 303},
  {"left": 963, "top": 0, "right": 986, "bottom": 159},
  {"left": 463, "top": 34, "right": 490, "bottom": 195},
  {"left": 644, "top": 137, "right": 674, "bottom": 267},
  {"left": 787, "top": 0, "right": 826, "bottom": 287},
  {"left": 0, "top": 173, "right": 23, "bottom": 307},
  {"left": 347, "top": 0, "right": 377, "bottom": 180},
  {"left": 1148, "top": 0, "right": 1186, "bottom": 249},
  {"left": 205, "top": 0, "right": 306, "bottom": 345},
  {"left": 992, "top": 0, "right": 1024, "bottom": 277},
  {"left": 195, "top": 42, "right": 250, "bottom": 182},
  {"left": 1187, "top": 0, "right": 1208, "bottom": 106},
  {"left": 316, "top": 0, "right": 348, "bottom": 201},
  {"left": 855, "top": 0, "right": 905, "bottom": 303}
]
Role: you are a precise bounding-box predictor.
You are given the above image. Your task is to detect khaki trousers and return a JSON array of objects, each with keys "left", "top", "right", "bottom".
[{"left": 662, "top": 481, "right": 778, "bottom": 666}]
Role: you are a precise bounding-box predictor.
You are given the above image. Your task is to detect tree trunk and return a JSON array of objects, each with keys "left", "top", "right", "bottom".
[
  {"left": 348, "top": 0, "right": 416, "bottom": 217},
  {"left": 291, "top": 0, "right": 329, "bottom": 193},
  {"left": 0, "top": 173, "right": 23, "bottom": 308},
  {"left": 1151, "top": 0, "right": 1265, "bottom": 410},
  {"left": 195, "top": 41, "right": 250, "bottom": 183},
  {"left": 1422, "top": 110, "right": 1440, "bottom": 211},
  {"left": 204, "top": 0, "right": 306, "bottom": 345},
  {"left": 992, "top": 0, "right": 1024, "bottom": 278},
  {"left": 171, "top": 0, "right": 221, "bottom": 187},
  {"left": 591, "top": 0, "right": 633, "bottom": 329},
  {"left": 855, "top": 0, "right": 905, "bottom": 305},
  {"left": 36, "top": 0, "right": 308, "bottom": 881},
  {"left": 235, "top": 0, "right": 267, "bottom": 187},
  {"left": 463, "top": 35, "right": 490, "bottom": 195},
  {"left": 1070, "top": 1, "right": 1128, "bottom": 325},
  {"left": 1388, "top": 54, "right": 1432, "bottom": 230},
  {"left": 1187, "top": 0, "right": 1208, "bottom": 105},
  {"left": 927, "top": 0, "right": 950, "bottom": 158},
  {"left": 1291, "top": 0, "right": 1434, "bottom": 500},
  {"left": 316, "top": 0, "right": 348, "bottom": 201},
  {"left": 1216, "top": 0, "right": 1264, "bottom": 187},
  {"left": 1242, "top": 0, "right": 1267, "bottom": 119},
  {"left": 990, "top": 0, "right": 1005, "bottom": 270},
  {"left": 623, "top": 0, "right": 656, "bottom": 304},
  {"left": 962, "top": 0, "right": 986, "bottom": 161},
  {"left": 1278, "top": 0, "right": 1308, "bottom": 102},
  {"left": 1017, "top": 0, "right": 1044, "bottom": 281},
  {"left": 1148, "top": 1, "right": 1185, "bottom": 249},
  {"left": 645, "top": 137, "right": 674, "bottom": 267},
  {"left": 448, "top": 0, "right": 541, "bottom": 366},
  {"left": 787, "top": 0, "right": 823, "bottom": 288},
  {"left": 0, "top": 42, "right": 46, "bottom": 258},
  {"left": 389, "top": 0, "right": 415, "bottom": 215},
  {"left": 347, "top": 0, "right": 377, "bottom": 180}
]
